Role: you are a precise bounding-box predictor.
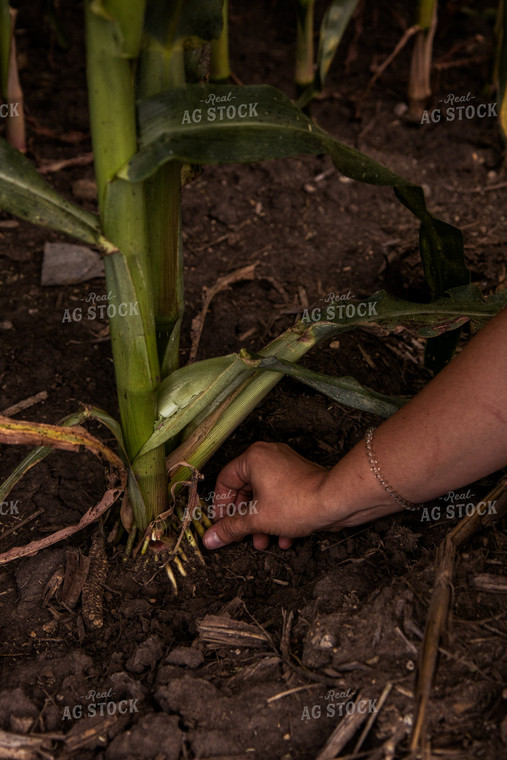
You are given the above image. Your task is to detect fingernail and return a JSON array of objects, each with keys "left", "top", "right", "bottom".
[{"left": 203, "top": 529, "right": 223, "bottom": 550}]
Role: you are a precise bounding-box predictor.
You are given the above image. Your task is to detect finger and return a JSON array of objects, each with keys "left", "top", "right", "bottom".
[
  {"left": 202, "top": 512, "right": 256, "bottom": 550},
  {"left": 212, "top": 459, "right": 253, "bottom": 519},
  {"left": 212, "top": 497, "right": 233, "bottom": 521},
  {"left": 278, "top": 536, "right": 293, "bottom": 550},
  {"left": 252, "top": 532, "right": 269, "bottom": 551},
  {"left": 213, "top": 450, "right": 253, "bottom": 499}
]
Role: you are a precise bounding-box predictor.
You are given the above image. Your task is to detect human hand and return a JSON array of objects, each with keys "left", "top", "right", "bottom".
[
  {"left": 201, "top": 439, "right": 406, "bottom": 551},
  {"left": 202, "top": 441, "right": 333, "bottom": 551}
]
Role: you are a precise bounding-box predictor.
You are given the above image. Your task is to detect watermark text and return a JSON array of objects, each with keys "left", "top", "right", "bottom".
[
  {"left": 61, "top": 688, "right": 139, "bottom": 721},
  {"left": 182, "top": 91, "right": 258, "bottom": 125},
  {"left": 301, "top": 689, "right": 378, "bottom": 720},
  {"left": 62, "top": 292, "right": 139, "bottom": 323},
  {"left": 0, "top": 500, "right": 20, "bottom": 516},
  {"left": 185, "top": 498, "right": 258, "bottom": 522},
  {"left": 420, "top": 491, "right": 497, "bottom": 522},
  {"left": 0, "top": 103, "right": 20, "bottom": 118},
  {"left": 420, "top": 92, "right": 497, "bottom": 124},
  {"left": 302, "top": 300, "right": 378, "bottom": 323}
]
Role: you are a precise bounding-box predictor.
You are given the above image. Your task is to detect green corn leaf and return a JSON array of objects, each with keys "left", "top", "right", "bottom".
[
  {"left": 395, "top": 184, "right": 469, "bottom": 371},
  {"left": 295, "top": 0, "right": 316, "bottom": 100},
  {"left": 126, "top": 469, "right": 147, "bottom": 531},
  {"left": 121, "top": 84, "right": 404, "bottom": 182},
  {"left": 167, "top": 320, "right": 326, "bottom": 486},
  {"left": 91, "top": 0, "right": 146, "bottom": 58},
  {"left": 157, "top": 354, "right": 237, "bottom": 417},
  {"left": 136, "top": 354, "right": 249, "bottom": 458},
  {"left": 210, "top": 0, "right": 230, "bottom": 83},
  {"left": 82, "top": 404, "right": 126, "bottom": 456},
  {"left": 417, "top": 0, "right": 437, "bottom": 31},
  {"left": 178, "top": 316, "right": 328, "bottom": 442},
  {"left": 316, "top": 0, "right": 360, "bottom": 93},
  {"left": 303, "top": 286, "right": 507, "bottom": 345},
  {"left": 144, "top": 0, "right": 223, "bottom": 49},
  {"left": 394, "top": 185, "right": 467, "bottom": 298},
  {"left": 85, "top": 0, "right": 167, "bottom": 527},
  {"left": 241, "top": 351, "right": 407, "bottom": 417},
  {"left": 0, "top": 137, "right": 116, "bottom": 252},
  {"left": 122, "top": 83, "right": 468, "bottom": 284},
  {"left": 166, "top": 285, "right": 506, "bottom": 489},
  {"left": 122, "top": 82, "right": 470, "bottom": 367}
]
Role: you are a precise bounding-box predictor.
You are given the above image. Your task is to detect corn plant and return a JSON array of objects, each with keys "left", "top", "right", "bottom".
[
  {"left": 0, "top": 1, "right": 25, "bottom": 151},
  {"left": 408, "top": 0, "right": 507, "bottom": 137},
  {"left": 407, "top": 0, "right": 438, "bottom": 121},
  {"left": 210, "top": 0, "right": 230, "bottom": 83},
  {"left": 1, "top": 0, "right": 504, "bottom": 572},
  {"left": 295, "top": 0, "right": 361, "bottom": 108}
]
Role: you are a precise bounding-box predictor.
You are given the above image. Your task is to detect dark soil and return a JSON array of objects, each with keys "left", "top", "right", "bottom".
[{"left": 1, "top": 1, "right": 506, "bottom": 759}]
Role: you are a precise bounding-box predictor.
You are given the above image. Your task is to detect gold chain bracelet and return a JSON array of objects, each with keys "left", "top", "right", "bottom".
[{"left": 364, "top": 427, "right": 422, "bottom": 512}]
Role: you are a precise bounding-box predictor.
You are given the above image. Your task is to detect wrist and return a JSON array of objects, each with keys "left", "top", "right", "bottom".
[
  {"left": 364, "top": 427, "right": 423, "bottom": 512},
  {"left": 317, "top": 438, "right": 404, "bottom": 528}
]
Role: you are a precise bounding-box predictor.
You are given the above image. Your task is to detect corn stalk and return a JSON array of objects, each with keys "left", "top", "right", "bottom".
[
  {"left": 1, "top": 2, "right": 501, "bottom": 563},
  {"left": 408, "top": 0, "right": 438, "bottom": 121},
  {"left": 295, "top": 0, "right": 316, "bottom": 102},
  {"left": 0, "top": 1, "right": 25, "bottom": 151},
  {"left": 210, "top": 0, "right": 230, "bottom": 83},
  {"left": 84, "top": 1, "right": 166, "bottom": 529}
]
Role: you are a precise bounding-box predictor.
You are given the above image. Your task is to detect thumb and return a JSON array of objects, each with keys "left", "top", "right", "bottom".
[{"left": 202, "top": 512, "right": 255, "bottom": 550}]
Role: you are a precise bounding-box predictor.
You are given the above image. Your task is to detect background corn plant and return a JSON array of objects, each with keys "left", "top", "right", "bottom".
[
  {"left": 295, "top": 0, "right": 360, "bottom": 108},
  {"left": 0, "top": 0, "right": 25, "bottom": 151},
  {"left": 293, "top": 0, "right": 507, "bottom": 145},
  {"left": 1, "top": 0, "right": 505, "bottom": 563}
]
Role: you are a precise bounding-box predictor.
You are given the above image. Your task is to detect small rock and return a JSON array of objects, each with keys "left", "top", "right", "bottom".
[
  {"left": 302, "top": 613, "right": 342, "bottom": 668},
  {"left": 314, "top": 632, "right": 336, "bottom": 650},
  {"left": 394, "top": 102, "right": 408, "bottom": 117},
  {"left": 166, "top": 646, "right": 204, "bottom": 669},
  {"left": 0, "top": 321, "right": 13, "bottom": 330},
  {"left": 42, "top": 619, "right": 58, "bottom": 634},
  {"left": 41, "top": 242, "right": 104, "bottom": 286}
]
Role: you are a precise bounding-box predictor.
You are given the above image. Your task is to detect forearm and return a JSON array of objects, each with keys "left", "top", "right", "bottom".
[
  {"left": 320, "top": 308, "right": 507, "bottom": 523},
  {"left": 203, "top": 308, "right": 507, "bottom": 549}
]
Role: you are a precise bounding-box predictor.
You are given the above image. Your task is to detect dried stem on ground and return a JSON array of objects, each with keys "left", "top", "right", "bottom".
[{"left": 411, "top": 476, "right": 507, "bottom": 750}]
